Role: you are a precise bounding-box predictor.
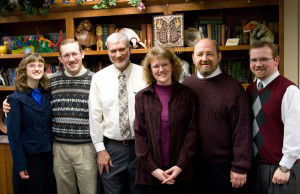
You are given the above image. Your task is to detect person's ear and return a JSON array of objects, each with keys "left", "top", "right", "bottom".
[{"left": 218, "top": 52, "right": 222, "bottom": 63}]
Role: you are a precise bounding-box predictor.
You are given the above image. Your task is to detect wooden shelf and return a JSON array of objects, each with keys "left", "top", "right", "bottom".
[
  {"left": 0, "top": 45, "right": 250, "bottom": 59},
  {"left": 0, "top": 53, "right": 59, "bottom": 59},
  {"left": 0, "top": 86, "right": 15, "bottom": 91},
  {"left": 86, "top": 45, "right": 250, "bottom": 55}
]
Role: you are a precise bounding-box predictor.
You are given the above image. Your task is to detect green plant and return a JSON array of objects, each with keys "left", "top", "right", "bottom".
[
  {"left": 18, "top": 0, "right": 52, "bottom": 16},
  {"left": 0, "top": 0, "right": 17, "bottom": 15},
  {"left": 76, "top": 0, "right": 84, "bottom": 5},
  {"left": 93, "top": 0, "right": 117, "bottom": 9},
  {"left": 128, "top": 0, "right": 141, "bottom": 7}
]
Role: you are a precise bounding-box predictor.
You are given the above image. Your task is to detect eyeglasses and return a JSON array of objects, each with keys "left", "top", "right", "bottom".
[
  {"left": 27, "top": 63, "right": 44, "bottom": 69},
  {"left": 108, "top": 47, "right": 128, "bottom": 55},
  {"left": 61, "top": 52, "right": 81, "bottom": 60},
  {"left": 151, "top": 63, "right": 169, "bottom": 70},
  {"left": 250, "top": 57, "right": 274, "bottom": 64}
]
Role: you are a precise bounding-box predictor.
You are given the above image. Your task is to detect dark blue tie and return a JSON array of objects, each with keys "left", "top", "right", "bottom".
[{"left": 31, "top": 88, "right": 42, "bottom": 106}]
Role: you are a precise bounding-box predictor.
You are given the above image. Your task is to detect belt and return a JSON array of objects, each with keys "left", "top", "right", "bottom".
[{"left": 104, "top": 137, "right": 134, "bottom": 146}]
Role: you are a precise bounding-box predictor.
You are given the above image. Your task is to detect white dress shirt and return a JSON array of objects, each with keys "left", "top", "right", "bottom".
[
  {"left": 257, "top": 71, "right": 300, "bottom": 169},
  {"left": 89, "top": 63, "right": 147, "bottom": 152}
]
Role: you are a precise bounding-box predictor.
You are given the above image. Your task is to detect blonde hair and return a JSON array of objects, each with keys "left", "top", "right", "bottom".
[
  {"left": 14, "top": 53, "right": 49, "bottom": 92},
  {"left": 59, "top": 39, "right": 83, "bottom": 55},
  {"left": 142, "top": 47, "right": 182, "bottom": 85}
]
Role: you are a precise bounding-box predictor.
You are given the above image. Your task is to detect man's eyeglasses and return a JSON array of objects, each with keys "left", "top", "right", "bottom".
[
  {"left": 250, "top": 57, "right": 274, "bottom": 64},
  {"left": 61, "top": 52, "right": 81, "bottom": 60}
]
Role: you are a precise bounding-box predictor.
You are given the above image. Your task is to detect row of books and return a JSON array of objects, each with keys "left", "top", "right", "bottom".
[
  {"left": 195, "top": 19, "right": 278, "bottom": 46},
  {"left": 0, "top": 68, "right": 15, "bottom": 86},
  {"left": 0, "top": 63, "right": 65, "bottom": 86},
  {"left": 95, "top": 23, "right": 152, "bottom": 50},
  {"left": 221, "top": 60, "right": 253, "bottom": 84},
  {"left": 45, "top": 63, "right": 64, "bottom": 76}
]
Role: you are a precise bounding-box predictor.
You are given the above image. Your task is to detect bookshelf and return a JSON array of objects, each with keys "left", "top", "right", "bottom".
[
  {"left": 0, "top": 0, "right": 283, "bottom": 94},
  {"left": 0, "top": 45, "right": 251, "bottom": 59},
  {"left": 0, "top": 0, "right": 283, "bottom": 87},
  {"left": 0, "top": 1, "right": 284, "bottom": 193}
]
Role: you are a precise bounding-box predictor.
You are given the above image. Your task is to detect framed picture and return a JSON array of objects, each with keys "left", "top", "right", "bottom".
[{"left": 153, "top": 14, "right": 184, "bottom": 47}]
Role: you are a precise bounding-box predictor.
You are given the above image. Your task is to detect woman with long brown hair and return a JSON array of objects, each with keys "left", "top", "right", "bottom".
[{"left": 7, "top": 53, "right": 56, "bottom": 194}]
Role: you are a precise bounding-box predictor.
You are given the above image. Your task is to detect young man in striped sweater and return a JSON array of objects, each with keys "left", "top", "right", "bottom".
[
  {"left": 247, "top": 41, "right": 300, "bottom": 194},
  {"left": 3, "top": 39, "right": 98, "bottom": 194},
  {"left": 50, "top": 39, "right": 97, "bottom": 194}
]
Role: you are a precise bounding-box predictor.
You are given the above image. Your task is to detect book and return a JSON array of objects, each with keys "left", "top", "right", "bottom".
[
  {"left": 146, "top": 24, "right": 153, "bottom": 48},
  {"left": 102, "top": 24, "right": 109, "bottom": 50}
]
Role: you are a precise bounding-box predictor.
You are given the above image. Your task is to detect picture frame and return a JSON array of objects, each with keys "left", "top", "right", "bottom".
[{"left": 153, "top": 14, "right": 184, "bottom": 47}]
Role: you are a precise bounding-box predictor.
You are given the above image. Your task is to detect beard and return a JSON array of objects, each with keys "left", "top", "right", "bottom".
[
  {"left": 112, "top": 53, "right": 130, "bottom": 70},
  {"left": 197, "top": 65, "right": 216, "bottom": 77}
]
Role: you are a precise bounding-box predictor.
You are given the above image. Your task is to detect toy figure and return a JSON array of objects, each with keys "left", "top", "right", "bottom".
[
  {"left": 117, "top": 28, "right": 146, "bottom": 49},
  {"left": 243, "top": 21, "right": 274, "bottom": 45}
]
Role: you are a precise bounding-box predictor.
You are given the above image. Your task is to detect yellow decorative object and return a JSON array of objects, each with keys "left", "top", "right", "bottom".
[{"left": 0, "top": 42, "right": 8, "bottom": 54}]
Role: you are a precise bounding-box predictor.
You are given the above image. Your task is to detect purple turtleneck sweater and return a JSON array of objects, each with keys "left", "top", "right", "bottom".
[{"left": 154, "top": 83, "right": 172, "bottom": 167}]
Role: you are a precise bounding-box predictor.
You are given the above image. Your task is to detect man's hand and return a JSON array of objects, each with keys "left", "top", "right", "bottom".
[
  {"left": 97, "top": 150, "right": 113, "bottom": 175},
  {"left": 230, "top": 171, "right": 247, "bottom": 188},
  {"left": 19, "top": 170, "right": 29, "bottom": 179},
  {"left": 151, "top": 168, "right": 174, "bottom": 184},
  {"left": 272, "top": 168, "right": 290, "bottom": 184},
  {"left": 3, "top": 98, "right": 10, "bottom": 114},
  {"left": 162, "top": 166, "right": 182, "bottom": 184}
]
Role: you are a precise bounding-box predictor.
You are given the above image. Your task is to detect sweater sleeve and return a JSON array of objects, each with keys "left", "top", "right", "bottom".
[
  {"left": 7, "top": 95, "right": 28, "bottom": 173},
  {"left": 134, "top": 93, "right": 158, "bottom": 173},
  {"left": 176, "top": 90, "right": 198, "bottom": 170},
  {"left": 231, "top": 88, "right": 252, "bottom": 174}
]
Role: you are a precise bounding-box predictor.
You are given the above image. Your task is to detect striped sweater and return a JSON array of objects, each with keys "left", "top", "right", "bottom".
[{"left": 49, "top": 70, "right": 94, "bottom": 144}]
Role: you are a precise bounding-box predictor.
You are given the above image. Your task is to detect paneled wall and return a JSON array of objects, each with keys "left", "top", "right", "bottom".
[{"left": 284, "top": 0, "right": 300, "bottom": 86}]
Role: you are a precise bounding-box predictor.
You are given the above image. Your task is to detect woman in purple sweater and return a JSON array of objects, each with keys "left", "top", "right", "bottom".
[{"left": 134, "top": 47, "right": 198, "bottom": 194}]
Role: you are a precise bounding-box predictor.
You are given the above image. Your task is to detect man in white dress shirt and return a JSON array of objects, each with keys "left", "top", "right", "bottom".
[
  {"left": 89, "top": 32, "right": 146, "bottom": 194},
  {"left": 247, "top": 41, "right": 300, "bottom": 194}
]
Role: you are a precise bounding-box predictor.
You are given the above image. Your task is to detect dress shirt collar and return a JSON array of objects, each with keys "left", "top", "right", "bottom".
[
  {"left": 257, "top": 71, "right": 280, "bottom": 89},
  {"left": 64, "top": 66, "right": 87, "bottom": 77},
  {"left": 197, "top": 66, "right": 222, "bottom": 79},
  {"left": 112, "top": 63, "right": 132, "bottom": 78}
]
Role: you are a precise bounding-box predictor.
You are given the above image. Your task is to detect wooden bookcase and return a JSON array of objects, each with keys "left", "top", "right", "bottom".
[{"left": 0, "top": 0, "right": 283, "bottom": 192}]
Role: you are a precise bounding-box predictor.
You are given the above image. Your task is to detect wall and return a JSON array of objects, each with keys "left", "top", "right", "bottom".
[{"left": 284, "top": 0, "right": 300, "bottom": 86}]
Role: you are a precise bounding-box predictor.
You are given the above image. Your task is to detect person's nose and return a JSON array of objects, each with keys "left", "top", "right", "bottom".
[
  {"left": 69, "top": 54, "right": 75, "bottom": 61},
  {"left": 116, "top": 51, "right": 122, "bottom": 58},
  {"left": 158, "top": 65, "right": 164, "bottom": 71},
  {"left": 203, "top": 54, "right": 209, "bottom": 61},
  {"left": 255, "top": 60, "right": 263, "bottom": 66}
]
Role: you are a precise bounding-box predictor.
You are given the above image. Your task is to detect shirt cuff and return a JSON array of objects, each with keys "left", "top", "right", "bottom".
[
  {"left": 94, "top": 142, "right": 106, "bottom": 152},
  {"left": 279, "top": 154, "right": 297, "bottom": 169}
]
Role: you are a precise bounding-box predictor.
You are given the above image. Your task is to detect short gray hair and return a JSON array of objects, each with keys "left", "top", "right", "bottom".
[{"left": 105, "top": 32, "right": 130, "bottom": 49}]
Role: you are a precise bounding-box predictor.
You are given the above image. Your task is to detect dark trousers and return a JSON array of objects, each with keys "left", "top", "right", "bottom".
[
  {"left": 194, "top": 163, "right": 246, "bottom": 194},
  {"left": 135, "top": 182, "right": 194, "bottom": 194},
  {"left": 101, "top": 140, "right": 137, "bottom": 194},
  {"left": 12, "top": 151, "right": 57, "bottom": 194},
  {"left": 250, "top": 162, "right": 300, "bottom": 194}
]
